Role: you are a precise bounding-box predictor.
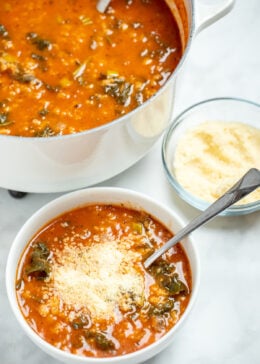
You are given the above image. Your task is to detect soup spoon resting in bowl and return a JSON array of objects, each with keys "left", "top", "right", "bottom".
[{"left": 144, "top": 168, "right": 260, "bottom": 268}]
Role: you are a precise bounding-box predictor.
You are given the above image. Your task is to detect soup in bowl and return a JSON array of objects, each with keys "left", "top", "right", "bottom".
[{"left": 6, "top": 187, "right": 199, "bottom": 363}]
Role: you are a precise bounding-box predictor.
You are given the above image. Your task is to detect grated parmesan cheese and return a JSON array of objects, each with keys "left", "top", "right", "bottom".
[
  {"left": 52, "top": 240, "right": 144, "bottom": 320},
  {"left": 173, "top": 121, "right": 260, "bottom": 204}
]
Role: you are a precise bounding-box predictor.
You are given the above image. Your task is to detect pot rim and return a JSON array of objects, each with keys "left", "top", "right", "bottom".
[{"left": 0, "top": 0, "right": 195, "bottom": 142}]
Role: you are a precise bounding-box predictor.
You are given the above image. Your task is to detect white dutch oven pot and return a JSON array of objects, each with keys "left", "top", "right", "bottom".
[{"left": 0, "top": 0, "right": 234, "bottom": 193}]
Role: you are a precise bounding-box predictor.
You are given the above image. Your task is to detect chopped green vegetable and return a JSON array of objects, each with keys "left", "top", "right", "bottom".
[
  {"left": 13, "top": 72, "right": 36, "bottom": 83},
  {"left": 79, "top": 15, "right": 93, "bottom": 25},
  {"left": 33, "top": 38, "right": 51, "bottom": 51},
  {"left": 26, "top": 32, "right": 52, "bottom": 51},
  {"left": 31, "top": 53, "right": 46, "bottom": 62},
  {"left": 0, "top": 54, "right": 37, "bottom": 84},
  {"left": 30, "top": 242, "right": 49, "bottom": 260},
  {"left": 132, "top": 222, "right": 143, "bottom": 234},
  {"left": 72, "top": 322, "right": 83, "bottom": 330},
  {"left": 101, "top": 74, "right": 133, "bottom": 106},
  {"left": 149, "top": 260, "right": 188, "bottom": 295},
  {"left": 160, "top": 273, "right": 188, "bottom": 295},
  {"left": 0, "top": 112, "right": 12, "bottom": 127},
  {"left": 26, "top": 32, "right": 37, "bottom": 39},
  {"left": 25, "top": 242, "right": 51, "bottom": 279},
  {"left": 71, "top": 315, "right": 89, "bottom": 330},
  {"left": 0, "top": 24, "right": 9, "bottom": 38},
  {"left": 35, "top": 125, "right": 56, "bottom": 137},
  {"left": 38, "top": 108, "right": 49, "bottom": 117},
  {"left": 113, "top": 18, "right": 123, "bottom": 29},
  {"left": 45, "top": 83, "right": 60, "bottom": 93},
  {"left": 84, "top": 331, "right": 115, "bottom": 351},
  {"left": 149, "top": 260, "right": 175, "bottom": 276},
  {"left": 149, "top": 300, "right": 175, "bottom": 315}
]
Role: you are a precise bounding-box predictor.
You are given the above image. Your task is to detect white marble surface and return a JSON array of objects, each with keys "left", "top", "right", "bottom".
[{"left": 1, "top": 1, "right": 260, "bottom": 363}]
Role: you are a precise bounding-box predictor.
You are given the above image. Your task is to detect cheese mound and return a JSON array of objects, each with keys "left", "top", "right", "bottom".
[
  {"left": 53, "top": 240, "right": 144, "bottom": 319},
  {"left": 174, "top": 121, "right": 260, "bottom": 204}
]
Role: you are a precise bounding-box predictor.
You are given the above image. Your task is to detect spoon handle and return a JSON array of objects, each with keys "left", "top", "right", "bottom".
[
  {"left": 96, "top": 0, "right": 111, "bottom": 13},
  {"left": 144, "top": 168, "right": 260, "bottom": 268}
]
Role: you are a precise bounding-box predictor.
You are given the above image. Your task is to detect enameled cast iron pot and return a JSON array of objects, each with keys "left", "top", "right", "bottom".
[{"left": 0, "top": 0, "right": 234, "bottom": 193}]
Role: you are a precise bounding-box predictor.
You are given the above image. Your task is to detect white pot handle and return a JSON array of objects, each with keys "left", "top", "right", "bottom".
[{"left": 194, "top": 0, "right": 235, "bottom": 34}]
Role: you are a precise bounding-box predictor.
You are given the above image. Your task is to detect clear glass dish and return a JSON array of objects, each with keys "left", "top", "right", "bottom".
[{"left": 162, "top": 97, "right": 260, "bottom": 216}]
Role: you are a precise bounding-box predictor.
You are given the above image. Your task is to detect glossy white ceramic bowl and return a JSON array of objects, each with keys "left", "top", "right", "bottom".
[
  {"left": 6, "top": 187, "right": 200, "bottom": 364},
  {"left": 162, "top": 97, "right": 260, "bottom": 216}
]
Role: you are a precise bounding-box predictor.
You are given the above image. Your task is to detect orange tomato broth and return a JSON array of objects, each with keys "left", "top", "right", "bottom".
[
  {"left": 16, "top": 204, "right": 192, "bottom": 357},
  {"left": 0, "top": 0, "right": 185, "bottom": 137}
]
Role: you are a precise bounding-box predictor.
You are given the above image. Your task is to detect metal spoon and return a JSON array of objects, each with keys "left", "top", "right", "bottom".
[
  {"left": 96, "top": 0, "right": 111, "bottom": 13},
  {"left": 144, "top": 168, "right": 260, "bottom": 269}
]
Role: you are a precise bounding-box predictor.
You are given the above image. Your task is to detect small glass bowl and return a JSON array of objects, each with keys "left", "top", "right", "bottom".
[{"left": 162, "top": 97, "right": 260, "bottom": 216}]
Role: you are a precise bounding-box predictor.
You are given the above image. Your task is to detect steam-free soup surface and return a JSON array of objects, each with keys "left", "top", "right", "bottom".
[
  {"left": 16, "top": 204, "right": 191, "bottom": 357},
  {"left": 0, "top": 0, "right": 183, "bottom": 137}
]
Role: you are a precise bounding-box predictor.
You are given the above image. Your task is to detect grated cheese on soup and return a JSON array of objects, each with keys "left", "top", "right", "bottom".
[
  {"left": 53, "top": 240, "right": 144, "bottom": 319},
  {"left": 16, "top": 204, "right": 192, "bottom": 357}
]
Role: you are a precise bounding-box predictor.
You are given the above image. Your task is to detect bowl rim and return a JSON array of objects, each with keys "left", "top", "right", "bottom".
[
  {"left": 162, "top": 96, "right": 260, "bottom": 216},
  {"left": 6, "top": 186, "right": 200, "bottom": 363}
]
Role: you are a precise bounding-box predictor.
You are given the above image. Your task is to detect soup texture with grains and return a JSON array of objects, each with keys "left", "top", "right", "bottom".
[{"left": 0, "top": 0, "right": 184, "bottom": 137}]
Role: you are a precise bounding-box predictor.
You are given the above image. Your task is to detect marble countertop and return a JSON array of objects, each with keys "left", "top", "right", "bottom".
[{"left": 1, "top": 1, "right": 259, "bottom": 363}]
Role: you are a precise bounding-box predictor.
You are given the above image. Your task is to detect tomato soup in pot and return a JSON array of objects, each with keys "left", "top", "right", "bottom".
[{"left": 0, "top": 0, "right": 185, "bottom": 137}]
